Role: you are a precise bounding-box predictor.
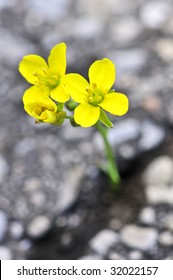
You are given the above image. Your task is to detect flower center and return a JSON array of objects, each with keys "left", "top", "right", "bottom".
[
  {"left": 33, "top": 68, "right": 60, "bottom": 89},
  {"left": 86, "top": 83, "right": 104, "bottom": 106}
]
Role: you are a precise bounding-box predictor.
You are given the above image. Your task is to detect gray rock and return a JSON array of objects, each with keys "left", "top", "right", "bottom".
[
  {"left": 60, "top": 233, "right": 73, "bottom": 248},
  {"left": 0, "top": 246, "right": 12, "bottom": 260},
  {"left": 25, "top": 0, "right": 69, "bottom": 22},
  {"left": 158, "top": 231, "right": 173, "bottom": 246},
  {"left": 164, "top": 214, "right": 173, "bottom": 231},
  {"left": 138, "top": 121, "right": 165, "bottom": 152},
  {"left": 139, "top": 207, "right": 156, "bottom": 225},
  {"left": 89, "top": 229, "right": 119, "bottom": 256},
  {"left": 121, "top": 224, "right": 158, "bottom": 250},
  {"left": 93, "top": 119, "right": 140, "bottom": 151},
  {"left": 79, "top": 254, "right": 102, "bottom": 260},
  {"left": 155, "top": 39, "right": 173, "bottom": 62},
  {"left": 0, "top": 155, "right": 9, "bottom": 184},
  {"left": 111, "top": 17, "right": 142, "bottom": 43},
  {"left": 140, "top": 2, "right": 171, "bottom": 29},
  {"left": 109, "top": 218, "right": 122, "bottom": 231},
  {"left": 166, "top": 100, "right": 173, "bottom": 126},
  {"left": 128, "top": 250, "right": 143, "bottom": 260},
  {"left": 109, "top": 49, "right": 147, "bottom": 73},
  {"left": 68, "top": 214, "right": 81, "bottom": 228},
  {"left": 17, "top": 239, "right": 32, "bottom": 252},
  {"left": 62, "top": 122, "right": 90, "bottom": 141},
  {"left": 108, "top": 251, "right": 125, "bottom": 260},
  {"left": 143, "top": 156, "right": 173, "bottom": 185},
  {"left": 29, "top": 191, "right": 46, "bottom": 207},
  {"left": 14, "top": 137, "right": 36, "bottom": 156},
  {"left": 71, "top": 17, "right": 102, "bottom": 39},
  {"left": 9, "top": 221, "right": 24, "bottom": 240},
  {"left": 0, "top": 31, "right": 35, "bottom": 66},
  {"left": 0, "top": 0, "right": 16, "bottom": 9},
  {"left": 24, "top": 178, "right": 42, "bottom": 192},
  {"left": 26, "top": 216, "right": 52, "bottom": 239},
  {"left": 0, "top": 211, "right": 8, "bottom": 242},
  {"left": 55, "top": 165, "right": 85, "bottom": 213},
  {"left": 145, "top": 185, "right": 173, "bottom": 204},
  {"left": 117, "top": 143, "right": 139, "bottom": 161},
  {"left": 55, "top": 216, "right": 68, "bottom": 228}
]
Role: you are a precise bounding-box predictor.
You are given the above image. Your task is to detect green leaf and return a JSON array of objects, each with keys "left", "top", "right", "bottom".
[{"left": 99, "top": 109, "right": 113, "bottom": 128}]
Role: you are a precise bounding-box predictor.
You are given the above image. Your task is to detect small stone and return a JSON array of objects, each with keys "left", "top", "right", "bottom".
[
  {"left": 111, "top": 18, "right": 142, "bottom": 43},
  {"left": 118, "top": 143, "right": 139, "bottom": 161},
  {"left": 17, "top": 239, "right": 32, "bottom": 252},
  {"left": 138, "top": 121, "right": 165, "bottom": 152},
  {"left": 9, "top": 221, "right": 24, "bottom": 240},
  {"left": 164, "top": 214, "right": 173, "bottom": 231},
  {"left": 55, "top": 216, "right": 68, "bottom": 228},
  {"left": 93, "top": 119, "right": 140, "bottom": 151},
  {"left": 68, "top": 214, "right": 81, "bottom": 228},
  {"left": 71, "top": 17, "right": 102, "bottom": 38},
  {"left": 79, "top": 254, "right": 102, "bottom": 260},
  {"left": 0, "top": 31, "right": 35, "bottom": 66},
  {"left": 143, "top": 156, "right": 173, "bottom": 185},
  {"left": 24, "top": 177, "right": 41, "bottom": 192},
  {"left": 0, "top": 246, "right": 12, "bottom": 260},
  {"left": 139, "top": 207, "right": 156, "bottom": 225},
  {"left": 14, "top": 137, "right": 36, "bottom": 156},
  {"left": 121, "top": 224, "right": 158, "bottom": 250},
  {"left": 26, "top": 216, "right": 51, "bottom": 239},
  {"left": 0, "top": 0, "right": 16, "bottom": 9},
  {"left": 89, "top": 229, "right": 119, "bottom": 256},
  {"left": 166, "top": 100, "right": 173, "bottom": 126},
  {"left": 109, "top": 49, "right": 147, "bottom": 73},
  {"left": 25, "top": 0, "right": 68, "bottom": 22},
  {"left": 0, "top": 211, "right": 8, "bottom": 242},
  {"left": 129, "top": 250, "right": 143, "bottom": 260},
  {"left": 145, "top": 185, "right": 173, "bottom": 204},
  {"left": 155, "top": 39, "right": 173, "bottom": 62},
  {"left": 158, "top": 231, "right": 173, "bottom": 246},
  {"left": 55, "top": 165, "right": 85, "bottom": 213},
  {"left": 108, "top": 251, "right": 124, "bottom": 260},
  {"left": 109, "top": 219, "right": 122, "bottom": 231},
  {"left": 0, "top": 154, "right": 9, "bottom": 183},
  {"left": 140, "top": 2, "right": 171, "bottom": 29},
  {"left": 142, "top": 96, "right": 162, "bottom": 113},
  {"left": 60, "top": 233, "right": 73, "bottom": 248},
  {"left": 30, "top": 191, "right": 46, "bottom": 207}
]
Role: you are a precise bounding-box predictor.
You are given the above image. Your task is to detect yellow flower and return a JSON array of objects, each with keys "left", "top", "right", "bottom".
[
  {"left": 23, "top": 86, "right": 66, "bottom": 125},
  {"left": 19, "top": 42, "right": 69, "bottom": 103},
  {"left": 62, "top": 58, "right": 129, "bottom": 127}
]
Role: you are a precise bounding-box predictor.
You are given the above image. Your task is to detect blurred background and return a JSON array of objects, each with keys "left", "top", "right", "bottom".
[{"left": 1, "top": 0, "right": 173, "bottom": 260}]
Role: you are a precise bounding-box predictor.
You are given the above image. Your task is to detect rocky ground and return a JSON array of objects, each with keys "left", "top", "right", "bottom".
[{"left": 1, "top": 0, "right": 173, "bottom": 260}]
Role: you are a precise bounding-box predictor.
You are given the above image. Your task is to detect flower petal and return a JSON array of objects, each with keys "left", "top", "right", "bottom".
[
  {"left": 99, "top": 93, "right": 129, "bottom": 116},
  {"left": 62, "top": 74, "right": 89, "bottom": 103},
  {"left": 74, "top": 103, "right": 100, "bottom": 127},
  {"left": 89, "top": 58, "right": 116, "bottom": 92},
  {"left": 50, "top": 83, "right": 69, "bottom": 103},
  {"left": 19, "top": 55, "right": 49, "bottom": 84},
  {"left": 24, "top": 97, "right": 57, "bottom": 119},
  {"left": 22, "top": 86, "right": 49, "bottom": 104},
  {"left": 48, "top": 42, "right": 66, "bottom": 76}
]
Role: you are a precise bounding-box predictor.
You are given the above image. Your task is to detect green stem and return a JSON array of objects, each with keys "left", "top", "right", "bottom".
[
  {"left": 95, "top": 122, "right": 120, "bottom": 190},
  {"left": 65, "top": 115, "right": 72, "bottom": 119}
]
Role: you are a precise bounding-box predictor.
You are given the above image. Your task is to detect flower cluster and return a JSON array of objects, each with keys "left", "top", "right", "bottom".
[{"left": 19, "top": 42, "right": 128, "bottom": 127}]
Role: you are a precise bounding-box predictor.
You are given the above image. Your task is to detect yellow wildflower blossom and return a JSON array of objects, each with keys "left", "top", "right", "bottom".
[
  {"left": 23, "top": 86, "right": 66, "bottom": 125},
  {"left": 62, "top": 58, "right": 128, "bottom": 127},
  {"left": 19, "top": 42, "right": 69, "bottom": 102}
]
